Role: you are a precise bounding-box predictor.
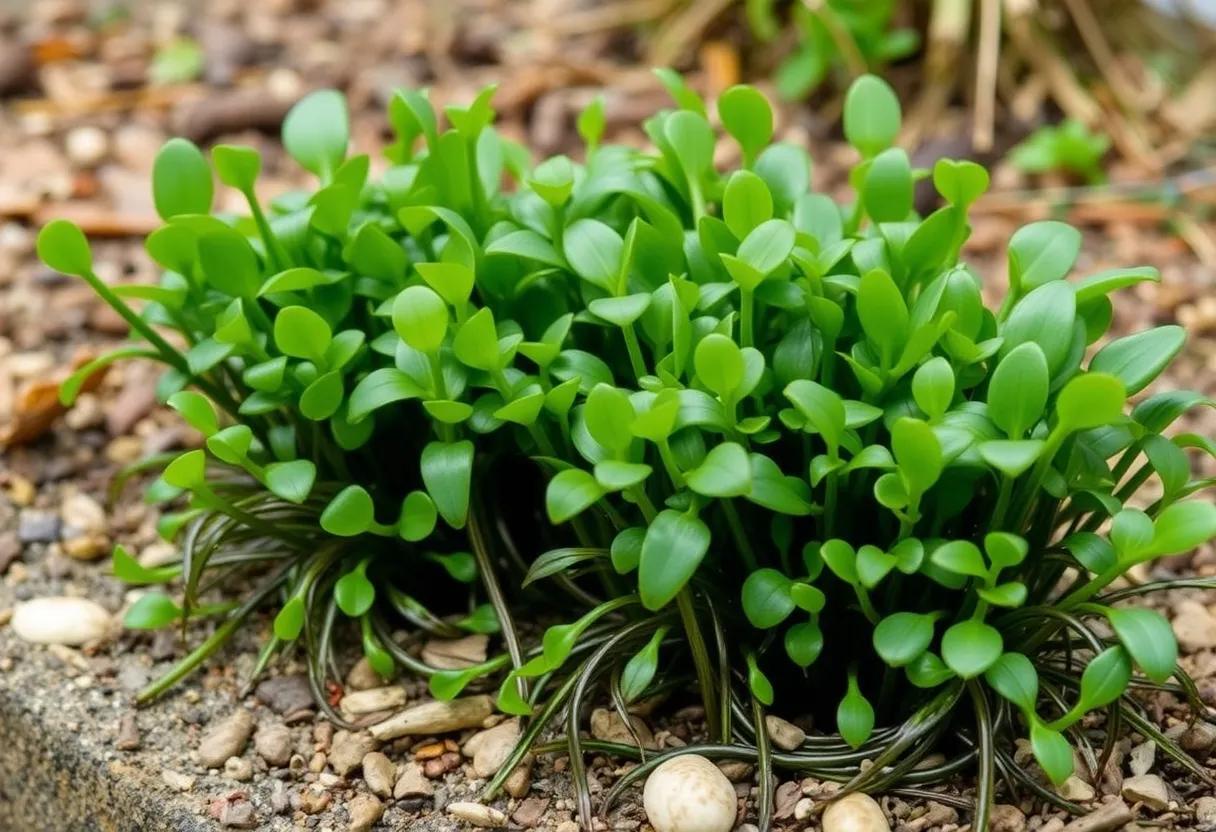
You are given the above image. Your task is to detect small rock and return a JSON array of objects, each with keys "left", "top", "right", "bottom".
[
  {"left": 254, "top": 722, "right": 293, "bottom": 767},
  {"left": 794, "top": 797, "right": 814, "bottom": 821},
  {"left": 717, "top": 761, "right": 753, "bottom": 782},
  {"left": 421, "top": 633, "right": 489, "bottom": 669},
  {"left": 1128, "top": 741, "right": 1156, "bottom": 776},
  {"left": 590, "top": 707, "right": 656, "bottom": 749},
  {"left": 822, "top": 793, "right": 890, "bottom": 832},
  {"left": 504, "top": 755, "right": 533, "bottom": 799},
  {"left": 446, "top": 801, "right": 508, "bottom": 828},
  {"left": 299, "top": 785, "right": 331, "bottom": 815},
  {"left": 394, "top": 761, "right": 434, "bottom": 798},
  {"left": 1181, "top": 721, "right": 1216, "bottom": 755},
  {"left": 1172, "top": 601, "right": 1216, "bottom": 652},
  {"left": 462, "top": 719, "right": 520, "bottom": 778},
  {"left": 1058, "top": 775, "right": 1096, "bottom": 802},
  {"left": 330, "top": 730, "right": 378, "bottom": 776},
  {"left": 115, "top": 712, "right": 141, "bottom": 751},
  {"left": 60, "top": 491, "right": 106, "bottom": 535},
  {"left": 61, "top": 534, "right": 109, "bottom": 560},
  {"left": 765, "top": 715, "right": 806, "bottom": 751},
  {"left": 1061, "top": 800, "right": 1133, "bottom": 832},
  {"left": 369, "top": 695, "right": 494, "bottom": 741},
  {"left": 989, "top": 803, "right": 1026, "bottom": 832},
  {"left": 198, "top": 710, "right": 255, "bottom": 768},
  {"left": 1122, "top": 774, "right": 1171, "bottom": 811},
  {"left": 219, "top": 798, "right": 256, "bottom": 829},
  {"left": 11, "top": 597, "right": 111, "bottom": 645},
  {"left": 17, "top": 510, "right": 60, "bottom": 543},
  {"left": 347, "top": 793, "right": 384, "bottom": 832},
  {"left": 555, "top": 822, "right": 579, "bottom": 832},
  {"left": 362, "top": 751, "right": 395, "bottom": 798},
  {"left": 255, "top": 674, "right": 313, "bottom": 714},
  {"left": 512, "top": 796, "right": 549, "bottom": 828},
  {"left": 347, "top": 657, "right": 387, "bottom": 691},
  {"left": 341, "top": 686, "right": 407, "bottom": 715},
  {"left": 65, "top": 126, "right": 108, "bottom": 168},
  {"left": 1195, "top": 796, "right": 1216, "bottom": 827},
  {"left": 643, "top": 754, "right": 737, "bottom": 832},
  {"left": 161, "top": 769, "right": 195, "bottom": 792},
  {"left": 224, "top": 755, "right": 253, "bottom": 781}
]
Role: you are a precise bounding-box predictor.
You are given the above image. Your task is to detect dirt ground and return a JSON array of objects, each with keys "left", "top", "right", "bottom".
[{"left": 1, "top": 1, "right": 1215, "bottom": 831}]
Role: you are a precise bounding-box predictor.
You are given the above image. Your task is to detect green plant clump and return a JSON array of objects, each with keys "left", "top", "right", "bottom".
[
  {"left": 1008, "top": 119, "right": 1111, "bottom": 184},
  {"left": 38, "top": 73, "right": 1216, "bottom": 829}
]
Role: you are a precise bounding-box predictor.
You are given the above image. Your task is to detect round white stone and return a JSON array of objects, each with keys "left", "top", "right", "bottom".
[
  {"left": 642, "top": 754, "right": 737, "bottom": 832},
  {"left": 11, "top": 596, "right": 112, "bottom": 645},
  {"left": 822, "top": 792, "right": 891, "bottom": 832}
]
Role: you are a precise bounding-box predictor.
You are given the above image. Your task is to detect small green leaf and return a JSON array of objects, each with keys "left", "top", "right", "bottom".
[
  {"left": 837, "top": 673, "right": 875, "bottom": 748},
  {"left": 931, "top": 540, "right": 987, "bottom": 578},
  {"left": 163, "top": 450, "right": 206, "bottom": 489},
  {"left": 1030, "top": 721, "right": 1075, "bottom": 786},
  {"left": 1105, "top": 607, "right": 1177, "bottom": 683},
  {"left": 282, "top": 89, "right": 349, "bottom": 178},
  {"left": 718, "top": 85, "right": 773, "bottom": 164},
  {"left": 124, "top": 592, "right": 181, "bottom": 630},
  {"left": 37, "top": 220, "right": 93, "bottom": 276},
  {"left": 153, "top": 138, "right": 213, "bottom": 219},
  {"left": 722, "top": 170, "right": 774, "bottom": 239},
  {"left": 399, "top": 491, "right": 437, "bottom": 542},
  {"left": 1008, "top": 221, "right": 1081, "bottom": 292},
  {"left": 420, "top": 440, "right": 474, "bottom": 529},
  {"left": 274, "top": 596, "right": 306, "bottom": 640},
  {"left": 985, "top": 652, "right": 1039, "bottom": 712},
  {"left": 941, "top": 619, "right": 1003, "bottom": 678},
  {"left": 1056, "top": 373, "right": 1126, "bottom": 431},
  {"left": 912, "top": 357, "right": 954, "bottom": 420},
  {"left": 335, "top": 566, "right": 375, "bottom": 616},
  {"left": 987, "top": 343, "right": 1049, "bottom": 439},
  {"left": 167, "top": 391, "right": 218, "bottom": 437},
  {"left": 1076, "top": 645, "right": 1132, "bottom": 711},
  {"left": 784, "top": 620, "right": 824, "bottom": 667},
  {"left": 212, "top": 144, "right": 261, "bottom": 192},
  {"left": 620, "top": 626, "right": 667, "bottom": 702},
  {"left": 1144, "top": 499, "right": 1216, "bottom": 559},
  {"left": 638, "top": 510, "right": 710, "bottom": 610},
  {"left": 873, "top": 612, "right": 936, "bottom": 667},
  {"left": 453, "top": 307, "right": 500, "bottom": 371},
  {"left": 320, "top": 485, "right": 374, "bottom": 537},
  {"left": 393, "top": 286, "right": 449, "bottom": 355},
  {"left": 274, "top": 306, "right": 332, "bottom": 363},
  {"left": 741, "top": 568, "right": 794, "bottom": 629},
  {"left": 685, "top": 442, "right": 751, "bottom": 498},
  {"left": 1090, "top": 326, "right": 1186, "bottom": 395},
  {"left": 264, "top": 460, "right": 316, "bottom": 504},
  {"left": 546, "top": 468, "right": 605, "bottom": 523},
  {"left": 843, "top": 74, "right": 901, "bottom": 157}
]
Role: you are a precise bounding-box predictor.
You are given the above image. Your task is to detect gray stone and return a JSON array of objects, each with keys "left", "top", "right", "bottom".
[
  {"left": 1195, "top": 796, "right": 1216, "bottom": 828},
  {"left": 765, "top": 715, "right": 806, "bottom": 751},
  {"left": 254, "top": 674, "right": 312, "bottom": 714},
  {"left": 362, "top": 751, "right": 395, "bottom": 798},
  {"left": 1122, "top": 774, "right": 1172, "bottom": 811},
  {"left": 393, "top": 761, "right": 433, "bottom": 799},
  {"left": 254, "top": 722, "right": 293, "bottom": 767},
  {"left": 347, "top": 793, "right": 384, "bottom": 832},
  {"left": 17, "top": 510, "right": 59, "bottom": 543}
]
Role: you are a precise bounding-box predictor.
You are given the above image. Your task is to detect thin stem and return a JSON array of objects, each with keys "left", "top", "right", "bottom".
[
  {"left": 676, "top": 588, "right": 722, "bottom": 741},
  {"left": 967, "top": 681, "right": 994, "bottom": 832},
  {"left": 723, "top": 500, "right": 758, "bottom": 571},
  {"left": 622, "top": 325, "right": 647, "bottom": 379},
  {"left": 740, "top": 289, "right": 755, "bottom": 349}
]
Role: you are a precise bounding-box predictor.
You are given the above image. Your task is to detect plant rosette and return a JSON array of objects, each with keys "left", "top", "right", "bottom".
[{"left": 39, "top": 71, "right": 1216, "bottom": 831}]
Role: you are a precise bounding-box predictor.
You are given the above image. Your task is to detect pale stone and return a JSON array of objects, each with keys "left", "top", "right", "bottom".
[
  {"left": 341, "top": 686, "right": 407, "bottom": 715},
  {"left": 369, "top": 695, "right": 494, "bottom": 741},
  {"left": 1128, "top": 740, "right": 1156, "bottom": 776},
  {"left": 1122, "top": 774, "right": 1171, "bottom": 811},
  {"left": 462, "top": 719, "right": 520, "bottom": 779},
  {"left": 12, "top": 597, "right": 112, "bottom": 645},
  {"left": 1194, "top": 796, "right": 1216, "bottom": 826},
  {"left": 254, "top": 723, "right": 293, "bottom": 767},
  {"left": 198, "top": 710, "right": 254, "bottom": 768},
  {"left": 362, "top": 751, "right": 395, "bottom": 798},
  {"left": 393, "top": 761, "right": 433, "bottom": 798},
  {"left": 822, "top": 793, "right": 891, "bottom": 832},
  {"left": 590, "top": 707, "right": 656, "bottom": 749},
  {"left": 1172, "top": 600, "right": 1216, "bottom": 651},
  {"left": 764, "top": 715, "right": 806, "bottom": 751},
  {"left": 329, "top": 730, "right": 378, "bottom": 776},
  {"left": 421, "top": 633, "right": 489, "bottom": 669},
  {"left": 1057, "top": 775, "right": 1096, "bottom": 802},
  {"left": 643, "top": 754, "right": 737, "bottom": 832},
  {"left": 446, "top": 801, "right": 507, "bottom": 828},
  {"left": 989, "top": 803, "right": 1026, "bottom": 832},
  {"left": 347, "top": 793, "right": 384, "bottom": 832}
]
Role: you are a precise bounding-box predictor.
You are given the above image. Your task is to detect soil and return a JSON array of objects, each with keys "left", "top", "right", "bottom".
[{"left": 1, "top": 2, "right": 1215, "bottom": 831}]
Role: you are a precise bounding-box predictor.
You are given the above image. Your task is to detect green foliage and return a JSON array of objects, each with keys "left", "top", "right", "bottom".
[
  {"left": 1009, "top": 120, "right": 1111, "bottom": 184},
  {"left": 40, "top": 75, "right": 1216, "bottom": 809}
]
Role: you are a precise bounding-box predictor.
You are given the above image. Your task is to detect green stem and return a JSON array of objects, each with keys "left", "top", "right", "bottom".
[
  {"left": 676, "top": 588, "right": 722, "bottom": 741},
  {"left": 657, "top": 440, "right": 685, "bottom": 490},
  {"left": 723, "top": 500, "right": 758, "bottom": 571},
  {"left": 740, "top": 289, "right": 755, "bottom": 348},
  {"left": 622, "top": 325, "right": 647, "bottom": 380}
]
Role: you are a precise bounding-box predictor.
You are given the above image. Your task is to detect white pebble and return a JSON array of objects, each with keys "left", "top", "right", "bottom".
[
  {"left": 65, "top": 126, "right": 109, "bottom": 168},
  {"left": 822, "top": 793, "right": 891, "bottom": 832},
  {"left": 643, "top": 754, "right": 737, "bottom": 832},
  {"left": 11, "top": 597, "right": 112, "bottom": 645}
]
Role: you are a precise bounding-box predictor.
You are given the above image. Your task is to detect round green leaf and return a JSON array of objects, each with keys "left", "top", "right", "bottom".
[
  {"left": 320, "top": 485, "right": 374, "bottom": 537},
  {"left": 393, "top": 285, "right": 449, "bottom": 355},
  {"left": 335, "top": 567, "right": 375, "bottom": 616},
  {"left": 718, "top": 85, "right": 773, "bottom": 164},
  {"left": 638, "top": 510, "right": 710, "bottom": 611},
  {"left": 843, "top": 74, "right": 900, "bottom": 157},
  {"left": 941, "top": 619, "right": 1003, "bottom": 678},
  {"left": 873, "top": 612, "right": 936, "bottom": 667},
  {"left": 37, "top": 220, "right": 93, "bottom": 276},
  {"left": 153, "top": 138, "right": 213, "bottom": 219},
  {"left": 282, "top": 89, "right": 349, "bottom": 178},
  {"left": 984, "top": 652, "right": 1039, "bottom": 712},
  {"left": 274, "top": 306, "right": 332, "bottom": 362},
  {"left": 741, "top": 568, "right": 794, "bottom": 629},
  {"left": 1055, "top": 373, "right": 1126, "bottom": 431}
]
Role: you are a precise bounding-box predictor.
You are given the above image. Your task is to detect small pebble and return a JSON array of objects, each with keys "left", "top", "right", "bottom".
[
  {"left": 64, "top": 125, "right": 109, "bottom": 167},
  {"left": 822, "top": 793, "right": 891, "bottom": 832},
  {"left": 347, "top": 793, "right": 384, "bottom": 832},
  {"left": 11, "top": 597, "right": 111, "bottom": 645},
  {"left": 224, "top": 755, "right": 253, "bottom": 782},
  {"left": 198, "top": 710, "right": 255, "bottom": 768},
  {"left": 446, "top": 801, "right": 508, "bottom": 828},
  {"left": 643, "top": 754, "right": 737, "bottom": 832}
]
